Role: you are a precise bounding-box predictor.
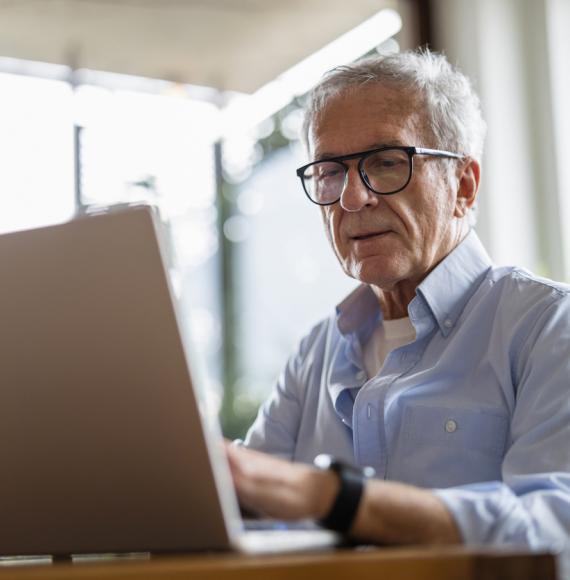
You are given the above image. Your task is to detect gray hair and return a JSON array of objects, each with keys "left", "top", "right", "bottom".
[{"left": 302, "top": 49, "right": 486, "bottom": 163}]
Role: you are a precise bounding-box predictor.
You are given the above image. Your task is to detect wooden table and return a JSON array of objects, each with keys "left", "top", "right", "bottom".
[{"left": 0, "top": 546, "right": 558, "bottom": 580}]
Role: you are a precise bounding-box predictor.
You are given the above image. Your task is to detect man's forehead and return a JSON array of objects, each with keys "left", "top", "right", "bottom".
[{"left": 308, "top": 86, "right": 425, "bottom": 158}]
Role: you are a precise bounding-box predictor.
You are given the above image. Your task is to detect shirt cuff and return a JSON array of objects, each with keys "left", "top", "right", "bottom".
[{"left": 433, "top": 481, "right": 537, "bottom": 546}]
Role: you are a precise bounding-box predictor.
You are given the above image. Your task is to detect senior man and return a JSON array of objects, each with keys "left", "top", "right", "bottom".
[{"left": 226, "top": 50, "right": 570, "bottom": 555}]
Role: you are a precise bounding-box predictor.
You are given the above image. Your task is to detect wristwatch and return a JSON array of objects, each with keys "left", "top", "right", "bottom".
[{"left": 313, "top": 454, "right": 375, "bottom": 533}]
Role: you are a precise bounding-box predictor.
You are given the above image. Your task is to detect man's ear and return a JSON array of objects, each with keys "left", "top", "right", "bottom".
[{"left": 454, "top": 158, "right": 480, "bottom": 218}]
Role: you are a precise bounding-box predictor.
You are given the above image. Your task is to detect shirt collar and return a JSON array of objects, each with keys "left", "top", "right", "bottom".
[
  {"left": 415, "top": 230, "right": 493, "bottom": 336},
  {"left": 335, "top": 230, "right": 493, "bottom": 338},
  {"left": 336, "top": 284, "right": 380, "bottom": 337}
]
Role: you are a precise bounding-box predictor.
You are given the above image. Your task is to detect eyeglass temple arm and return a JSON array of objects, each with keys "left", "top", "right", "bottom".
[{"left": 414, "top": 147, "right": 465, "bottom": 160}]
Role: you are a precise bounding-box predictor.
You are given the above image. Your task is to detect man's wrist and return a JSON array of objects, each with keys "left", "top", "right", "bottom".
[
  {"left": 313, "top": 455, "right": 374, "bottom": 533},
  {"left": 310, "top": 469, "right": 341, "bottom": 521}
]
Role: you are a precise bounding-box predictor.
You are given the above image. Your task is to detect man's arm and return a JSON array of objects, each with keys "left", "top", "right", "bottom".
[
  {"left": 225, "top": 443, "right": 461, "bottom": 545},
  {"left": 241, "top": 350, "right": 304, "bottom": 458},
  {"left": 243, "top": 320, "right": 329, "bottom": 458}
]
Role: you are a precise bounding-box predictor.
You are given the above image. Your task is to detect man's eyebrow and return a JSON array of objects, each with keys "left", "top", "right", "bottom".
[{"left": 313, "top": 141, "right": 407, "bottom": 161}]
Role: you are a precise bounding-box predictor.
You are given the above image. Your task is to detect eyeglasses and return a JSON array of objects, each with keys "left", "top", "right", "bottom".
[{"left": 296, "top": 146, "right": 464, "bottom": 206}]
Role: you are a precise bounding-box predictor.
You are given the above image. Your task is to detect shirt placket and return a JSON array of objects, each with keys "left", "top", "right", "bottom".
[{"left": 352, "top": 300, "right": 436, "bottom": 476}]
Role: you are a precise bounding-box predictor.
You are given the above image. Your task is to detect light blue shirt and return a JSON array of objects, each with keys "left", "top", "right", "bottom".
[{"left": 244, "top": 231, "right": 570, "bottom": 562}]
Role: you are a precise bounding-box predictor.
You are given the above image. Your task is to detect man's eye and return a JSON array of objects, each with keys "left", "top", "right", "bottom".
[
  {"left": 319, "top": 169, "right": 341, "bottom": 179},
  {"left": 372, "top": 157, "right": 403, "bottom": 169},
  {"left": 313, "top": 164, "right": 343, "bottom": 180},
  {"left": 365, "top": 157, "right": 408, "bottom": 173}
]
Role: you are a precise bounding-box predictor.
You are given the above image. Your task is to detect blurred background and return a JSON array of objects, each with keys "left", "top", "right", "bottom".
[{"left": 0, "top": 0, "right": 568, "bottom": 438}]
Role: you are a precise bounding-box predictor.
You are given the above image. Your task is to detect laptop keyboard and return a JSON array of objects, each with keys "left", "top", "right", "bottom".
[{"left": 243, "top": 518, "right": 323, "bottom": 531}]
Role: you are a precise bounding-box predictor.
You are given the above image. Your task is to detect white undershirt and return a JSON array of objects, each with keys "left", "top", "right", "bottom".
[{"left": 363, "top": 317, "right": 416, "bottom": 379}]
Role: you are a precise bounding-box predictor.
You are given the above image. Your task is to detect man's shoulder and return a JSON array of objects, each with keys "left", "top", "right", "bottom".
[
  {"left": 489, "top": 265, "right": 570, "bottom": 298},
  {"left": 483, "top": 265, "right": 570, "bottom": 320}
]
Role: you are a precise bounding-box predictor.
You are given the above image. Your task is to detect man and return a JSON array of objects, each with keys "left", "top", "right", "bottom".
[{"left": 226, "top": 50, "right": 570, "bottom": 556}]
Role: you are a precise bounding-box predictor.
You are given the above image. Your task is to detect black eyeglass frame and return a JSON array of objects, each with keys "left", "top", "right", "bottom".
[{"left": 296, "top": 146, "right": 465, "bottom": 206}]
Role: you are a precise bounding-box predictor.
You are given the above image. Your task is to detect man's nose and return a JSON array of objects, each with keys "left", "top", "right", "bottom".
[{"left": 339, "top": 167, "right": 379, "bottom": 212}]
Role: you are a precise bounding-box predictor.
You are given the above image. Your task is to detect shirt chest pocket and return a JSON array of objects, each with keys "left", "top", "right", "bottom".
[{"left": 389, "top": 404, "right": 509, "bottom": 488}]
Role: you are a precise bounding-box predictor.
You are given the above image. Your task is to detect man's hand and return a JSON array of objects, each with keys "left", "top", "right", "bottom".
[
  {"left": 225, "top": 441, "right": 462, "bottom": 546},
  {"left": 224, "top": 441, "right": 339, "bottom": 520}
]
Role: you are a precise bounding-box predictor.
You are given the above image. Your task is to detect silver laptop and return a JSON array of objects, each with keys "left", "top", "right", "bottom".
[{"left": 0, "top": 204, "right": 337, "bottom": 557}]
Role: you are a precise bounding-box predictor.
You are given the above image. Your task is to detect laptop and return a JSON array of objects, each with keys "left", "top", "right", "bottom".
[{"left": 0, "top": 204, "right": 337, "bottom": 557}]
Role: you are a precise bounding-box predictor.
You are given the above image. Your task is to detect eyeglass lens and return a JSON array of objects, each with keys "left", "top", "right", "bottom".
[{"left": 303, "top": 148, "right": 411, "bottom": 204}]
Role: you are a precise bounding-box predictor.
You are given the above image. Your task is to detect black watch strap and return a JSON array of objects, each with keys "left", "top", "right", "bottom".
[{"left": 314, "top": 455, "right": 368, "bottom": 533}]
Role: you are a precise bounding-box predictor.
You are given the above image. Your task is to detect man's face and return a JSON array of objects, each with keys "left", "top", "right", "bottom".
[{"left": 309, "top": 85, "right": 465, "bottom": 294}]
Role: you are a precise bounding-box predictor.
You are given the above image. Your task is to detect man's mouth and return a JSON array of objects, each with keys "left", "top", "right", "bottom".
[{"left": 351, "top": 231, "right": 391, "bottom": 241}]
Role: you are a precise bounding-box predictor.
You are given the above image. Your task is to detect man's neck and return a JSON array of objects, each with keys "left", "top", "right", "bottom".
[{"left": 373, "top": 284, "right": 416, "bottom": 320}]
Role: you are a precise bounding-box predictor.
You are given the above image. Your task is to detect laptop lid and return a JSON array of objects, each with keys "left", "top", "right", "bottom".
[{"left": 0, "top": 205, "right": 242, "bottom": 556}]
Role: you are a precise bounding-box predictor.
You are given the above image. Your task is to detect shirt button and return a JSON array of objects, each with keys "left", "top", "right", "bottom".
[
  {"left": 445, "top": 419, "right": 458, "bottom": 433},
  {"left": 444, "top": 319, "right": 453, "bottom": 329}
]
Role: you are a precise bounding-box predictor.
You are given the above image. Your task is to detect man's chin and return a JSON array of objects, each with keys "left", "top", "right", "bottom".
[{"left": 346, "top": 265, "right": 405, "bottom": 289}]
